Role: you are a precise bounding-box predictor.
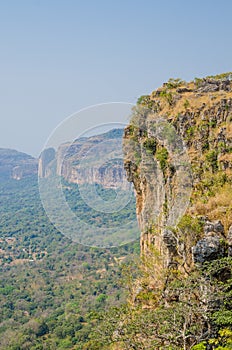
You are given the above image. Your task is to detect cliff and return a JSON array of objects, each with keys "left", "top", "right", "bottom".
[
  {"left": 39, "top": 129, "right": 129, "bottom": 190},
  {"left": 123, "top": 74, "right": 232, "bottom": 269},
  {"left": 118, "top": 74, "right": 232, "bottom": 348},
  {"left": 1, "top": 129, "right": 128, "bottom": 191},
  {"left": 34, "top": 74, "right": 232, "bottom": 349}
]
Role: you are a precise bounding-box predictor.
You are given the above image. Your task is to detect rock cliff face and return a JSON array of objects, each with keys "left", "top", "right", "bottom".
[
  {"left": 1, "top": 129, "right": 128, "bottom": 190},
  {"left": 192, "top": 220, "right": 226, "bottom": 264},
  {"left": 0, "top": 148, "right": 38, "bottom": 180},
  {"left": 123, "top": 74, "right": 232, "bottom": 270},
  {"left": 38, "top": 148, "right": 56, "bottom": 178},
  {"left": 39, "top": 129, "right": 129, "bottom": 190}
]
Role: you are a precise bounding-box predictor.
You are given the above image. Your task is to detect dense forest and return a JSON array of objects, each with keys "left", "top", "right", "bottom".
[{"left": 0, "top": 175, "right": 139, "bottom": 349}]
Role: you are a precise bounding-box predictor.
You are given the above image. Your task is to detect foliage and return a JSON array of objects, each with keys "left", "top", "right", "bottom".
[
  {"left": 137, "top": 95, "right": 150, "bottom": 105},
  {"left": 160, "top": 90, "right": 173, "bottom": 106},
  {"left": 143, "top": 138, "right": 156, "bottom": 155},
  {"left": 136, "top": 95, "right": 158, "bottom": 111},
  {"left": 205, "top": 150, "right": 218, "bottom": 172},
  {"left": 184, "top": 99, "right": 190, "bottom": 109},
  {"left": 88, "top": 256, "right": 232, "bottom": 350},
  {"left": 194, "top": 72, "right": 232, "bottom": 88},
  {"left": 90, "top": 261, "right": 207, "bottom": 349},
  {"left": 206, "top": 72, "right": 232, "bottom": 80},
  {"left": 156, "top": 147, "right": 169, "bottom": 171},
  {"left": 166, "top": 78, "right": 185, "bottom": 89},
  {"left": 0, "top": 176, "right": 140, "bottom": 349}
]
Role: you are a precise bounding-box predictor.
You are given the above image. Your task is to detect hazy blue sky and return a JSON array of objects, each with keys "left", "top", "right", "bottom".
[{"left": 1, "top": 0, "right": 232, "bottom": 156}]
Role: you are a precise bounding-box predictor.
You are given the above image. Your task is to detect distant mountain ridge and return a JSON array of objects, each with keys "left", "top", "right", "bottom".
[
  {"left": 0, "top": 148, "right": 38, "bottom": 180},
  {"left": 39, "top": 128, "right": 128, "bottom": 189},
  {"left": 1, "top": 129, "right": 128, "bottom": 189}
]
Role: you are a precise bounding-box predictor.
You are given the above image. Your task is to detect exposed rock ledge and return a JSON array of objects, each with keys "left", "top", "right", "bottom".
[{"left": 123, "top": 74, "right": 232, "bottom": 270}]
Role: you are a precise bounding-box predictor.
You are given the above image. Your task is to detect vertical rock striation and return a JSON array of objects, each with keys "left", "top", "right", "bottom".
[
  {"left": 123, "top": 74, "right": 232, "bottom": 270},
  {"left": 38, "top": 129, "right": 129, "bottom": 190}
]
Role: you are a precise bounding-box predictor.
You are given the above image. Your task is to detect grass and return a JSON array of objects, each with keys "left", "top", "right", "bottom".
[
  {"left": 195, "top": 183, "right": 232, "bottom": 231},
  {"left": 147, "top": 77, "right": 232, "bottom": 117}
]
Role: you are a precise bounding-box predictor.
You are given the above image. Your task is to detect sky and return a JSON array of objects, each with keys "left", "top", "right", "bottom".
[{"left": 0, "top": 0, "right": 232, "bottom": 156}]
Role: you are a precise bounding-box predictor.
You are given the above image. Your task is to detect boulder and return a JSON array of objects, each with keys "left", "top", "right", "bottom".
[
  {"left": 228, "top": 225, "right": 232, "bottom": 257},
  {"left": 192, "top": 234, "right": 224, "bottom": 264},
  {"left": 204, "top": 220, "right": 224, "bottom": 236},
  {"left": 192, "top": 220, "right": 226, "bottom": 264}
]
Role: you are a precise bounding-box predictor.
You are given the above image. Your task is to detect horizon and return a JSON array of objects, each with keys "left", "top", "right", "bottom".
[
  {"left": 1, "top": 0, "right": 232, "bottom": 156},
  {"left": 0, "top": 126, "right": 125, "bottom": 158}
]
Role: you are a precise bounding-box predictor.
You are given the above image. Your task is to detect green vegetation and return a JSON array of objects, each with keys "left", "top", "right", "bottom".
[
  {"left": 0, "top": 176, "right": 139, "bottom": 349},
  {"left": 143, "top": 138, "right": 156, "bottom": 155},
  {"left": 156, "top": 147, "right": 169, "bottom": 171},
  {"left": 122, "top": 74, "right": 232, "bottom": 349},
  {"left": 194, "top": 72, "right": 232, "bottom": 87},
  {"left": 88, "top": 256, "right": 232, "bottom": 349},
  {"left": 184, "top": 98, "right": 190, "bottom": 109},
  {"left": 186, "top": 125, "right": 195, "bottom": 140},
  {"left": 206, "top": 72, "right": 232, "bottom": 80},
  {"left": 137, "top": 95, "right": 150, "bottom": 105},
  {"left": 63, "top": 180, "right": 136, "bottom": 230},
  {"left": 166, "top": 77, "right": 185, "bottom": 89},
  {"left": 160, "top": 89, "right": 173, "bottom": 106},
  {"left": 2, "top": 74, "right": 232, "bottom": 350},
  {"left": 194, "top": 77, "right": 204, "bottom": 88},
  {"left": 205, "top": 150, "right": 218, "bottom": 172},
  {"left": 136, "top": 95, "right": 158, "bottom": 111}
]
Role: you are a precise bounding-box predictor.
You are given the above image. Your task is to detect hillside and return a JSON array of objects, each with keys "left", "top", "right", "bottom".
[
  {"left": 1, "top": 129, "right": 127, "bottom": 190},
  {"left": 90, "top": 74, "right": 232, "bottom": 349},
  {"left": 124, "top": 73, "right": 232, "bottom": 264},
  {"left": 0, "top": 148, "right": 37, "bottom": 180},
  {"left": 39, "top": 128, "right": 128, "bottom": 189}
]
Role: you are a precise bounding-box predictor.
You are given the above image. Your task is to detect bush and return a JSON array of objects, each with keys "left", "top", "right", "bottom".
[
  {"left": 205, "top": 150, "right": 218, "bottom": 172},
  {"left": 156, "top": 147, "right": 168, "bottom": 171}
]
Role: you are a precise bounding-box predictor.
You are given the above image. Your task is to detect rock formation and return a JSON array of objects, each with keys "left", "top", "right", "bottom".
[
  {"left": 38, "top": 148, "right": 56, "bottom": 178},
  {"left": 123, "top": 73, "right": 232, "bottom": 269},
  {"left": 192, "top": 220, "right": 225, "bottom": 264},
  {"left": 1, "top": 129, "right": 129, "bottom": 192},
  {"left": 39, "top": 129, "right": 129, "bottom": 190}
]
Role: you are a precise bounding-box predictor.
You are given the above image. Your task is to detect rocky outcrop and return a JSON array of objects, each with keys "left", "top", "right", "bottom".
[
  {"left": 62, "top": 161, "right": 128, "bottom": 189},
  {"left": 192, "top": 220, "right": 226, "bottom": 264},
  {"left": 196, "top": 77, "right": 231, "bottom": 93},
  {"left": 1, "top": 129, "right": 128, "bottom": 190},
  {"left": 39, "top": 129, "right": 129, "bottom": 190},
  {"left": 38, "top": 148, "right": 55, "bottom": 178},
  {"left": 227, "top": 225, "right": 232, "bottom": 257},
  {"left": 123, "top": 73, "right": 232, "bottom": 270}
]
